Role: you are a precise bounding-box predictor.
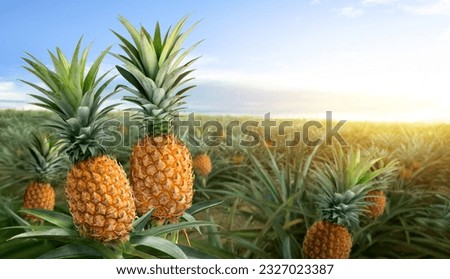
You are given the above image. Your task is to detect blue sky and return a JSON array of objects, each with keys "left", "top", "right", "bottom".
[{"left": 1, "top": 0, "right": 450, "bottom": 122}]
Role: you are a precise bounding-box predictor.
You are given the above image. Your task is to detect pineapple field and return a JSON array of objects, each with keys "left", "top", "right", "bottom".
[
  {"left": 0, "top": 15, "right": 449, "bottom": 259},
  {"left": 1, "top": 109, "right": 450, "bottom": 259}
]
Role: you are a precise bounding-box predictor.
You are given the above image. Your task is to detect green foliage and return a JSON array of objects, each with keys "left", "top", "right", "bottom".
[
  {"left": 112, "top": 16, "right": 201, "bottom": 135},
  {"left": 21, "top": 39, "right": 112, "bottom": 119},
  {"left": 352, "top": 190, "right": 450, "bottom": 258},
  {"left": 21, "top": 39, "right": 119, "bottom": 163},
  {"left": 195, "top": 143, "right": 320, "bottom": 259},
  {"left": 1, "top": 200, "right": 219, "bottom": 259}
]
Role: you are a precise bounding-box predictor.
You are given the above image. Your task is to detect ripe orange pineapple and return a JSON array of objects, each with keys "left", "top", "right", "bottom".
[
  {"left": 23, "top": 182, "right": 55, "bottom": 222},
  {"left": 130, "top": 135, "right": 193, "bottom": 219},
  {"left": 113, "top": 16, "right": 200, "bottom": 221},
  {"left": 23, "top": 182, "right": 55, "bottom": 211},
  {"left": 22, "top": 134, "right": 66, "bottom": 223},
  {"left": 23, "top": 39, "right": 136, "bottom": 242},
  {"left": 193, "top": 153, "right": 212, "bottom": 177},
  {"left": 365, "top": 190, "right": 386, "bottom": 218},
  {"left": 302, "top": 190, "right": 365, "bottom": 259},
  {"left": 303, "top": 220, "right": 352, "bottom": 259}
]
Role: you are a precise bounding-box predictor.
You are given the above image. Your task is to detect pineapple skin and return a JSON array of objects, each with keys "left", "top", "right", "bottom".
[
  {"left": 23, "top": 182, "right": 55, "bottom": 222},
  {"left": 366, "top": 190, "right": 386, "bottom": 218},
  {"left": 193, "top": 154, "right": 212, "bottom": 177},
  {"left": 66, "top": 155, "right": 136, "bottom": 242},
  {"left": 302, "top": 221, "right": 352, "bottom": 259},
  {"left": 130, "top": 134, "right": 194, "bottom": 221}
]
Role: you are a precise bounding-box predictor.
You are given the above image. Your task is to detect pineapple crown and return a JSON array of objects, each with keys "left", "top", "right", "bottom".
[
  {"left": 26, "top": 133, "right": 68, "bottom": 183},
  {"left": 321, "top": 144, "right": 391, "bottom": 191},
  {"left": 112, "top": 15, "right": 202, "bottom": 136},
  {"left": 21, "top": 38, "right": 118, "bottom": 163},
  {"left": 316, "top": 186, "right": 369, "bottom": 229}
]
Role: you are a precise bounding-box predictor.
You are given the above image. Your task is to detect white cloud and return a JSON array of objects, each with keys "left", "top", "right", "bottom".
[
  {"left": 0, "top": 81, "right": 14, "bottom": 93},
  {"left": 0, "top": 81, "right": 28, "bottom": 101},
  {"left": 403, "top": 0, "right": 450, "bottom": 15},
  {"left": 338, "top": 6, "right": 365, "bottom": 18},
  {"left": 310, "top": 0, "right": 321, "bottom": 5},
  {"left": 0, "top": 81, "right": 37, "bottom": 109},
  {"left": 438, "top": 26, "right": 450, "bottom": 41},
  {"left": 193, "top": 31, "right": 450, "bottom": 121},
  {"left": 190, "top": 54, "right": 220, "bottom": 67}
]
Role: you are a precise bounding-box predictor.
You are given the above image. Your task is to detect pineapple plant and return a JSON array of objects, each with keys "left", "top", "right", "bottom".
[
  {"left": 22, "top": 39, "right": 136, "bottom": 242},
  {"left": 303, "top": 145, "right": 395, "bottom": 258},
  {"left": 112, "top": 16, "right": 201, "bottom": 222},
  {"left": 364, "top": 146, "right": 398, "bottom": 218},
  {"left": 22, "top": 133, "right": 67, "bottom": 222}
]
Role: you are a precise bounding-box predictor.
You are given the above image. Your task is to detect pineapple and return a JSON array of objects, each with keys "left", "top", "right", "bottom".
[
  {"left": 112, "top": 16, "right": 200, "bottom": 221},
  {"left": 22, "top": 133, "right": 66, "bottom": 222},
  {"left": 193, "top": 153, "right": 212, "bottom": 177},
  {"left": 303, "top": 221, "right": 352, "bottom": 259},
  {"left": 22, "top": 39, "right": 136, "bottom": 242},
  {"left": 365, "top": 190, "right": 386, "bottom": 218},
  {"left": 303, "top": 186, "right": 369, "bottom": 259},
  {"left": 22, "top": 182, "right": 55, "bottom": 222}
]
